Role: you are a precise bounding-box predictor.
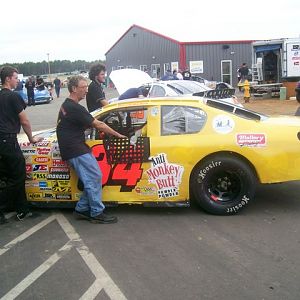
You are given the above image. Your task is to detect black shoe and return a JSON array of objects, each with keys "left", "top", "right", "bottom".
[
  {"left": 16, "top": 211, "right": 40, "bottom": 221},
  {"left": 73, "top": 210, "right": 91, "bottom": 220},
  {"left": 0, "top": 213, "right": 8, "bottom": 225},
  {"left": 90, "top": 212, "right": 118, "bottom": 224}
]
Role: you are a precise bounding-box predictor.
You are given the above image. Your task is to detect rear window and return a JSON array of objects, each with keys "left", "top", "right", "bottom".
[{"left": 167, "top": 81, "right": 209, "bottom": 94}]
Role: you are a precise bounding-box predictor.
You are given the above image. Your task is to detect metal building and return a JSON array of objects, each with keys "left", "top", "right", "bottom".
[{"left": 105, "top": 24, "right": 253, "bottom": 86}]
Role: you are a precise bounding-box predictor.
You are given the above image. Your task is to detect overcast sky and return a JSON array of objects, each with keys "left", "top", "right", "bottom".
[{"left": 1, "top": 0, "right": 299, "bottom": 64}]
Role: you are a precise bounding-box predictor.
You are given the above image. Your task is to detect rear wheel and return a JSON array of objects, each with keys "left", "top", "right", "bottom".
[{"left": 191, "top": 155, "right": 256, "bottom": 215}]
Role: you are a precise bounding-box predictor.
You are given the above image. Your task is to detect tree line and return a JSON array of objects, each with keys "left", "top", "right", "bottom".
[{"left": 0, "top": 60, "right": 105, "bottom": 76}]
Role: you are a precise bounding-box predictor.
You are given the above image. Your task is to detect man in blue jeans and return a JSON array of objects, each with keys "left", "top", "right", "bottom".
[{"left": 56, "top": 75, "right": 126, "bottom": 224}]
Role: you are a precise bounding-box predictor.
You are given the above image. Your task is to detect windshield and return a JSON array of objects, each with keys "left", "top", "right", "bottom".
[{"left": 167, "top": 81, "right": 210, "bottom": 94}]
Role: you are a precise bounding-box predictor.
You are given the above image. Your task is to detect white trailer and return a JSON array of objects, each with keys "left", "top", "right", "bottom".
[{"left": 252, "top": 38, "right": 300, "bottom": 83}]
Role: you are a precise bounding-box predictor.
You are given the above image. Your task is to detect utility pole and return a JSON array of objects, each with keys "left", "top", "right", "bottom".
[{"left": 47, "top": 53, "right": 51, "bottom": 82}]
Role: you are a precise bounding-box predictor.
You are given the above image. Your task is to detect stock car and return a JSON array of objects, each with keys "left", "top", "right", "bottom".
[
  {"left": 109, "top": 69, "right": 242, "bottom": 106},
  {"left": 190, "top": 75, "right": 233, "bottom": 90},
  {"left": 10, "top": 96, "right": 300, "bottom": 215}
]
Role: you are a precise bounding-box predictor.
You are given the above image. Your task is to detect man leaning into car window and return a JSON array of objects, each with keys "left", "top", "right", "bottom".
[
  {"left": 56, "top": 75, "right": 126, "bottom": 224},
  {"left": 86, "top": 63, "right": 108, "bottom": 112},
  {"left": 118, "top": 87, "right": 149, "bottom": 100}
]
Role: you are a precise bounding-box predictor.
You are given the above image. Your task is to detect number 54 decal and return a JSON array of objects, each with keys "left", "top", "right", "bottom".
[{"left": 92, "top": 144, "right": 143, "bottom": 191}]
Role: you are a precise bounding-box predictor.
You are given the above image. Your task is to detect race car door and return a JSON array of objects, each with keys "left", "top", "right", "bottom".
[{"left": 91, "top": 104, "right": 188, "bottom": 205}]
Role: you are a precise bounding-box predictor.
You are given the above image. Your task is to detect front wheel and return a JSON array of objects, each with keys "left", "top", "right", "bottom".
[{"left": 191, "top": 155, "right": 256, "bottom": 215}]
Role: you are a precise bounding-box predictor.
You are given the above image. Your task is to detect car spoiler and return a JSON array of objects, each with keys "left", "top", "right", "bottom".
[{"left": 193, "top": 88, "right": 235, "bottom": 99}]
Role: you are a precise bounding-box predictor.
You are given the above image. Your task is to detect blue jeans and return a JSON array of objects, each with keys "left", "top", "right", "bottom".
[{"left": 68, "top": 153, "right": 105, "bottom": 217}]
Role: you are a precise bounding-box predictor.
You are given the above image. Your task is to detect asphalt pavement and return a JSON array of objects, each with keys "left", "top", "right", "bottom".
[{"left": 1, "top": 87, "right": 300, "bottom": 299}]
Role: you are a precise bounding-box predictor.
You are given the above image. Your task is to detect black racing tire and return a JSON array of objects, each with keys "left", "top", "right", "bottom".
[{"left": 191, "top": 155, "right": 256, "bottom": 215}]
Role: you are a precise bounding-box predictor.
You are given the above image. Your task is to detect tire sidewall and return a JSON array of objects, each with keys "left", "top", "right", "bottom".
[{"left": 192, "top": 156, "right": 255, "bottom": 215}]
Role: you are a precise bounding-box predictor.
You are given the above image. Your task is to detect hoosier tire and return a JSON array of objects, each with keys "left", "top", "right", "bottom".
[{"left": 191, "top": 155, "right": 256, "bottom": 215}]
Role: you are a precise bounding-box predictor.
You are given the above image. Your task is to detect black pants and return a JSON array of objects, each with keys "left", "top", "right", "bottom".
[
  {"left": 0, "top": 138, "right": 28, "bottom": 214},
  {"left": 55, "top": 87, "right": 60, "bottom": 98},
  {"left": 27, "top": 91, "right": 35, "bottom": 106}
]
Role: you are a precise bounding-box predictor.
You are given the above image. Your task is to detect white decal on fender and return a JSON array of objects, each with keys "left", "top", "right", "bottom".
[{"left": 212, "top": 115, "right": 235, "bottom": 134}]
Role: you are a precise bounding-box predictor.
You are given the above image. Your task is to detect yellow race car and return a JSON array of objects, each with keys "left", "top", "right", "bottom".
[{"left": 15, "top": 97, "right": 300, "bottom": 215}]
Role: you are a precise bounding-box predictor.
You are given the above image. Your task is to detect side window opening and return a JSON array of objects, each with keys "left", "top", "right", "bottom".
[
  {"left": 161, "top": 106, "right": 207, "bottom": 136},
  {"left": 97, "top": 108, "right": 148, "bottom": 140},
  {"left": 95, "top": 108, "right": 150, "bottom": 164}
]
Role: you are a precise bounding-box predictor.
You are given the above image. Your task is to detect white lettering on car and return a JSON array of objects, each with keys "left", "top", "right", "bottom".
[
  {"left": 198, "top": 161, "right": 222, "bottom": 180},
  {"left": 226, "top": 195, "right": 249, "bottom": 213}
]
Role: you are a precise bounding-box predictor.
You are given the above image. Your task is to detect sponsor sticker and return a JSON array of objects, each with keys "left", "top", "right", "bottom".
[
  {"left": 146, "top": 153, "right": 184, "bottom": 199},
  {"left": 26, "top": 164, "right": 32, "bottom": 173},
  {"left": 49, "top": 167, "right": 70, "bottom": 173},
  {"left": 52, "top": 151, "right": 61, "bottom": 159},
  {"left": 34, "top": 156, "right": 51, "bottom": 163},
  {"left": 212, "top": 115, "right": 235, "bottom": 134},
  {"left": 51, "top": 180, "right": 70, "bottom": 187},
  {"left": 43, "top": 192, "right": 56, "bottom": 199},
  {"left": 151, "top": 107, "right": 159, "bottom": 116},
  {"left": 236, "top": 133, "right": 266, "bottom": 147},
  {"left": 135, "top": 186, "right": 156, "bottom": 195},
  {"left": 37, "top": 147, "right": 51, "bottom": 155},
  {"left": 28, "top": 192, "right": 43, "bottom": 200},
  {"left": 36, "top": 141, "right": 50, "bottom": 147},
  {"left": 52, "top": 159, "right": 68, "bottom": 167},
  {"left": 25, "top": 181, "right": 39, "bottom": 187},
  {"left": 22, "top": 148, "right": 36, "bottom": 156},
  {"left": 47, "top": 173, "right": 70, "bottom": 180},
  {"left": 32, "top": 164, "right": 49, "bottom": 172},
  {"left": 56, "top": 194, "right": 72, "bottom": 200},
  {"left": 39, "top": 181, "right": 52, "bottom": 188},
  {"left": 32, "top": 173, "right": 47, "bottom": 180},
  {"left": 52, "top": 186, "right": 71, "bottom": 192},
  {"left": 52, "top": 180, "right": 71, "bottom": 192}
]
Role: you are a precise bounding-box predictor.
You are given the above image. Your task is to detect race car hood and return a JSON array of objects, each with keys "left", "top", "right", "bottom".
[{"left": 109, "top": 69, "right": 154, "bottom": 95}]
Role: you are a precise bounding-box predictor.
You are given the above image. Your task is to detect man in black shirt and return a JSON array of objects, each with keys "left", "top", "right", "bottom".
[
  {"left": 36, "top": 76, "right": 45, "bottom": 91},
  {"left": 0, "top": 66, "right": 42, "bottom": 224},
  {"left": 238, "top": 63, "right": 249, "bottom": 80},
  {"left": 53, "top": 77, "right": 61, "bottom": 98},
  {"left": 182, "top": 69, "right": 192, "bottom": 80},
  {"left": 86, "top": 63, "right": 108, "bottom": 112},
  {"left": 56, "top": 75, "right": 126, "bottom": 224},
  {"left": 25, "top": 76, "right": 35, "bottom": 106}
]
